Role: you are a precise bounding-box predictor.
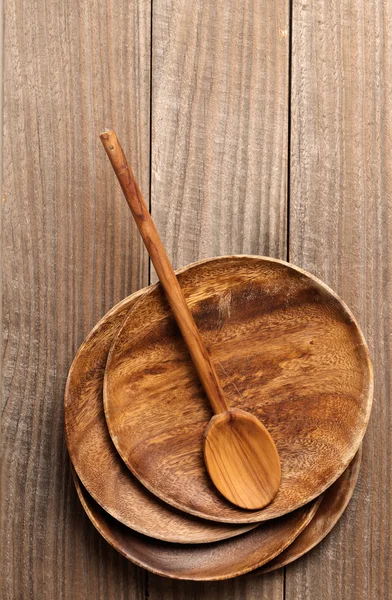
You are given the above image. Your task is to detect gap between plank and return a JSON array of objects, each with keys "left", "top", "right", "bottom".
[
  {"left": 286, "top": 0, "right": 293, "bottom": 267},
  {"left": 146, "top": 0, "right": 153, "bottom": 596},
  {"left": 147, "top": 0, "right": 153, "bottom": 288},
  {"left": 284, "top": 0, "right": 294, "bottom": 593}
]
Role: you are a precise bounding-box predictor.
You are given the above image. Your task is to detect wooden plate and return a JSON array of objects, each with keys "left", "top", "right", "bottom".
[
  {"left": 72, "top": 470, "right": 321, "bottom": 581},
  {"left": 259, "top": 445, "right": 362, "bottom": 573},
  {"left": 104, "top": 256, "right": 373, "bottom": 523},
  {"left": 64, "top": 290, "right": 257, "bottom": 543}
]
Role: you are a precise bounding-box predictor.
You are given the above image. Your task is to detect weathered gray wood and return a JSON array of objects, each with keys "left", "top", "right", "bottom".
[
  {"left": 151, "top": 0, "right": 289, "bottom": 276},
  {"left": 1, "top": 0, "right": 150, "bottom": 598},
  {"left": 147, "top": 573, "right": 284, "bottom": 599},
  {"left": 4, "top": 0, "right": 389, "bottom": 596},
  {"left": 286, "top": 0, "right": 392, "bottom": 598},
  {"left": 149, "top": 0, "right": 289, "bottom": 596}
]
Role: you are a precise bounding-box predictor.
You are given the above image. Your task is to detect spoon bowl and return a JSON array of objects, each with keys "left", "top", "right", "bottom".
[{"left": 204, "top": 409, "right": 281, "bottom": 509}]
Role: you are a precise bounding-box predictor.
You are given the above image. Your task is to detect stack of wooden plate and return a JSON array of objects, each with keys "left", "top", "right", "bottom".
[{"left": 64, "top": 255, "right": 372, "bottom": 580}]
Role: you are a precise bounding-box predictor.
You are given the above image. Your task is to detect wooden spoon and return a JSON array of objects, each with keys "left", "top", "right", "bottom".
[{"left": 100, "top": 129, "right": 281, "bottom": 510}]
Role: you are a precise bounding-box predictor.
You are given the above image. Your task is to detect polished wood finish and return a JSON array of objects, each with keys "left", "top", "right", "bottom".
[
  {"left": 100, "top": 129, "right": 228, "bottom": 417},
  {"left": 104, "top": 255, "right": 372, "bottom": 523},
  {"left": 101, "top": 131, "right": 281, "bottom": 510},
  {"left": 71, "top": 449, "right": 361, "bottom": 580},
  {"left": 72, "top": 471, "right": 321, "bottom": 581},
  {"left": 259, "top": 447, "right": 362, "bottom": 574},
  {"left": 204, "top": 410, "right": 281, "bottom": 509},
  {"left": 65, "top": 289, "right": 257, "bottom": 543}
]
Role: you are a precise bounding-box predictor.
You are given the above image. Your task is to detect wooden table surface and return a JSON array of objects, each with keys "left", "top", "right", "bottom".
[{"left": 2, "top": 1, "right": 391, "bottom": 599}]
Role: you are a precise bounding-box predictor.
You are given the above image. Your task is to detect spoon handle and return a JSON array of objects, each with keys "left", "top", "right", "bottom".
[{"left": 100, "top": 129, "right": 228, "bottom": 415}]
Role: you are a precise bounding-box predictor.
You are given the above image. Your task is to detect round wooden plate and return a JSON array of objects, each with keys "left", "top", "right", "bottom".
[
  {"left": 104, "top": 256, "right": 373, "bottom": 523},
  {"left": 258, "top": 445, "right": 362, "bottom": 574},
  {"left": 64, "top": 290, "right": 257, "bottom": 543},
  {"left": 72, "top": 469, "right": 321, "bottom": 581}
]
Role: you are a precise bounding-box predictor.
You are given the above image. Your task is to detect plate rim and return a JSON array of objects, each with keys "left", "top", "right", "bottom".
[{"left": 103, "top": 254, "right": 373, "bottom": 523}]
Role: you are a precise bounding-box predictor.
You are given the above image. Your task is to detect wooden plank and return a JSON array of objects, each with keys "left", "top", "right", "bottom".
[
  {"left": 1, "top": 1, "right": 150, "bottom": 598},
  {"left": 149, "top": 0, "right": 289, "bottom": 596},
  {"left": 151, "top": 0, "right": 289, "bottom": 276},
  {"left": 147, "top": 574, "right": 284, "bottom": 599},
  {"left": 287, "top": 0, "right": 392, "bottom": 599}
]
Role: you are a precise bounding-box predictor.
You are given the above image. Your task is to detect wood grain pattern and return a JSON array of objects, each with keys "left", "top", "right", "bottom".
[
  {"left": 4, "top": 0, "right": 387, "bottom": 596},
  {"left": 148, "top": 0, "right": 289, "bottom": 594},
  {"left": 151, "top": 0, "right": 289, "bottom": 273},
  {"left": 100, "top": 128, "right": 231, "bottom": 418},
  {"left": 203, "top": 408, "right": 281, "bottom": 510},
  {"left": 2, "top": 0, "right": 150, "bottom": 598},
  {"left": 65, "top": 287, "right": 257, "bottom": 543},
  {"left": 73, "top": 471, "right": 321, "bottom": 581},
  {"left": 101, "top": 131, "right": 281, "bottom": 511},
  {"left": 105, "top": 256, "right": 372, "bottom": 523},
  {"left": 146, "top": 575, "right": 282, "bottom": 600},
  {"left": 286, "top": 0, "right": 392, "bottom": 598},
  {"left": 259, "top": 447, "right": 362, "bottom": 574}
]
